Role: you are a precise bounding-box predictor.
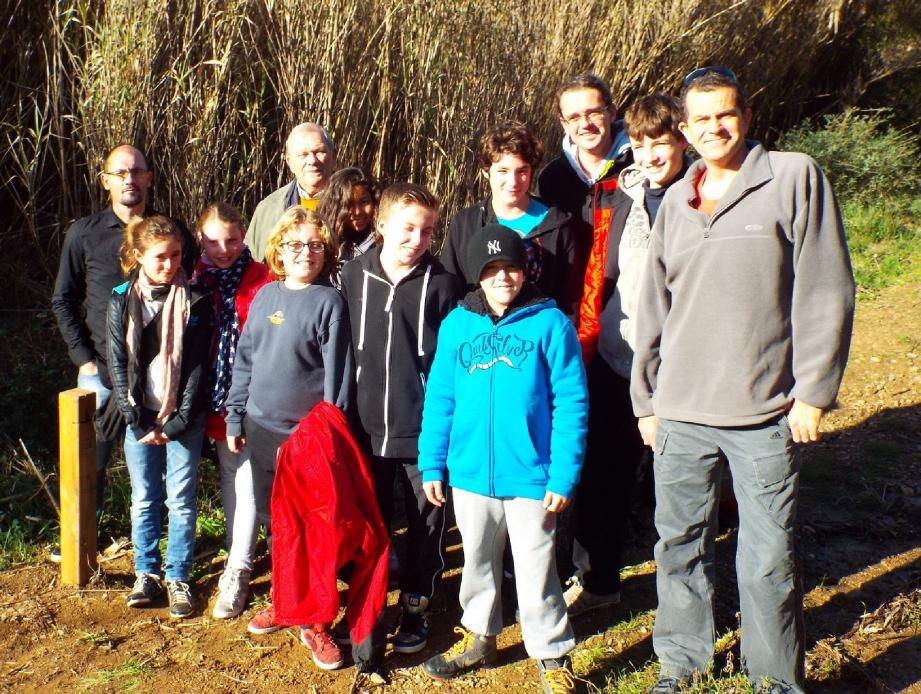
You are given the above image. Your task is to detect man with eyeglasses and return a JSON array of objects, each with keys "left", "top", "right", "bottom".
[
  {"left": 631, "top": 68, "right": 855, "bottom": 694},
  {"left": 246, "top": 122, "right": 337, "bottom": 262},
  {"left": 52, "top": 145, "right": 195, "bottom": 530}
]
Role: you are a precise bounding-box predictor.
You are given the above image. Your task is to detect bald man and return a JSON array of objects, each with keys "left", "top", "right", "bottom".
[
  {"left": 245, "top": 123, "right": 337, "bottom": 261},
  {"left": 52, "top": 145, "right": 195, "bottom": 523}
]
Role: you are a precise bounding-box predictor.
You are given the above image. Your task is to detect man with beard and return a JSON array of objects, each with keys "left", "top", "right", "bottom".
[
  {"left": 245, "top": 122, "right": 337, "bottom": 262},
  {"left": 52, "top": 145, "right": 194, "bottom": 529}
]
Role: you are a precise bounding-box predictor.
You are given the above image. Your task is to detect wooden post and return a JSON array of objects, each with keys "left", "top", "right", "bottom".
[{"left": 59, "top": 388, "right": 97, "bottom": 585}]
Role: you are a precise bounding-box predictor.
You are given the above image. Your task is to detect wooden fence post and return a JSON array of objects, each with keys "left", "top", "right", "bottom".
[{"left": 59, "top": 388, "right": 97, "bottom": 585}]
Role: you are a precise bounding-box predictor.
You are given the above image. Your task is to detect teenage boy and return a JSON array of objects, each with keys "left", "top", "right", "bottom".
[
  {"left": 564, "top": 94, "right": 691, "bottom": 616},
  {"left": 418, "top": 224, "right": 588, "bottom": 694},
  {"left": 441, "top": 122, "right": 579, "bottom": 316},
  {"left": 340, "top": 182, "right": 460, "bottom": 655},
  {"left": 632, "top": 68, "right": 855, "bottom": 694}
]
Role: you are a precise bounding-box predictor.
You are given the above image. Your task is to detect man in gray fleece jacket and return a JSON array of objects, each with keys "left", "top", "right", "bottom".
[{"left": 631, "top": 69, "right": 855, "bottom": 694}]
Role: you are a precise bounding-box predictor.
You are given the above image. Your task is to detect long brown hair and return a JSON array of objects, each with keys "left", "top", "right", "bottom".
[{"left": 118, "top": 215, "right": 184, "bottom": 276}]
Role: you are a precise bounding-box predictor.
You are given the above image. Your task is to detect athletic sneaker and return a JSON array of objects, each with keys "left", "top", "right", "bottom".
[
  {"left": 126, "top": 573, "right": 163, "bottom": 607},
  {"left": 422, "top": 627, "right": 497, "bottom": 679},
  {"left": 648, "top": 675, "right": 685, "bottom": 693},
  {"left": 393, "top": 593, "right": 430, "bottom": 654},
  {"left": 212, "top": 567, "right": 251, "bottom": 619},
  {"left": 299, "top": 626, "right": 344, "bottom": 670},
  {"left": 538, "top": 657, "right": 577, "bottom": 694},
  {"left": 563, "top": 575, "right": 620, "bottom": 616},
  {"left": 330, "top": 618, "right": 351, "bottom": 646},
  {"left": 247, "top": 604, "right": 281, "bottom": 634},
  {"left": 166, "top": 580, "right": 195, "bottom": 619}
]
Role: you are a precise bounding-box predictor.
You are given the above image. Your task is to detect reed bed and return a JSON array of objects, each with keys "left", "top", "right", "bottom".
[{"left": 0, "top": 0, "right": 885, "bottom": 303}]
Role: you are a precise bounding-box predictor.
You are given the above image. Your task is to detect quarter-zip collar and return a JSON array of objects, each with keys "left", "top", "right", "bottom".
[{"left": 677, "top": 141, "right": 774, "bottom": 230}]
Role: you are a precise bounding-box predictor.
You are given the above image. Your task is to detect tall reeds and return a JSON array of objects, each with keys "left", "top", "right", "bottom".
[{"left": 0, "top": 0, "right": 881, "bottom": 303}]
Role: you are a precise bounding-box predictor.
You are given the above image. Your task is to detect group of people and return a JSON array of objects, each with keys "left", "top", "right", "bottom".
[{"left": 51, "top": 67, "right": 855, "bottom": 694}]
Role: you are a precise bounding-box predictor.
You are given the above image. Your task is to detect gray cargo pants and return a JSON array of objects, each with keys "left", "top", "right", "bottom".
[{"left": 652, "top": 416, "right": 805, "bottom": 693}]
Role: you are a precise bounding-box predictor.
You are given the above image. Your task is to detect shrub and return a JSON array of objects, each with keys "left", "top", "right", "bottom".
[{"left": 778, "top": 109, "right": 921, "bottom": 205}]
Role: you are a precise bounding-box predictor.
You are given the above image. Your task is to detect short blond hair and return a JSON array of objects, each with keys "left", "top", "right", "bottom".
[
  {"left": 377, "top": 182, "right": 439, "bottom": 226},
  {"left": 264, "top": 206, "right": 337, "bottom": 279}
]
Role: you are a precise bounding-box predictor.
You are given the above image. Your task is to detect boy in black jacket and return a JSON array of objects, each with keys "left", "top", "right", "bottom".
[{"left": 340, "top": 182, "right": 460, "bottom": 654}]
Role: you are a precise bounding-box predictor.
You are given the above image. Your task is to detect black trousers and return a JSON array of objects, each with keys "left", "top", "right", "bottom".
[
  {"left": 371, "top": 455, "right": 446, "bottom": 600},
  {"left": 571, "top": 357, "right": 645, "bottom": 594},
  {"left": 243, "top": 414, "right": 290, "bottom": 523}
]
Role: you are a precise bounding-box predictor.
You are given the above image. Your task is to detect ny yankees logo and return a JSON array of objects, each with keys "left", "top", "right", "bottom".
[{"left": 487, "top": 240, "right": 501, "bottom": 254}]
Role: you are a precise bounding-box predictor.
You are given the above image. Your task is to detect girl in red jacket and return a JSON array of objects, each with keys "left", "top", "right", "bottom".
[{"left": 192, "top": 203, "right": 271, "bottom": 619}]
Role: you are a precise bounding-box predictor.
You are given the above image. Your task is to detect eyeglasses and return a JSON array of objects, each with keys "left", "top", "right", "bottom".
[
  {"left": 561, "top": 105, "right": 609, "bottom": 127},
  {"left": 282, "top": 240, "right": 326, "bottom": 254},
  {"left": 683, "top": 66, "right": 738, "bottom": 87},
  {"left": 101, "top": 168, "right": 149, "bottom": 180}
]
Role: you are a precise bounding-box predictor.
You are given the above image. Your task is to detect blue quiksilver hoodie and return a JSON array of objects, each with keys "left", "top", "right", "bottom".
[{"left": 418, "top": 286, "right": 588, "bottom": 500}]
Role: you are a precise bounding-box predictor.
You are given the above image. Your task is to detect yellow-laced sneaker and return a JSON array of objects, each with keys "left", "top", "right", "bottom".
[
  {"left": 539, "top": 657, "right": 577, "bottom": 694},
  {"left": 421, "top": 626, "right": 497, "bottom": 680}
]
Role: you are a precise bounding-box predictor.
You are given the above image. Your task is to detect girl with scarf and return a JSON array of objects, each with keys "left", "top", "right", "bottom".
[
  {"left": 107, "top": 215, "right": 214, "bottom": 619},
  {"left": 192, "top": 203, "right": 271, "bottom": 619}
]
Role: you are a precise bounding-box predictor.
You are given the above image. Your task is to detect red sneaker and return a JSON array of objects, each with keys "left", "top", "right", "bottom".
[
  {"left": 247, "top": 604, "right": 281, "bottom": 634},
  {"left": 300, "top": 626, "right": 344, "bottom": 670}
]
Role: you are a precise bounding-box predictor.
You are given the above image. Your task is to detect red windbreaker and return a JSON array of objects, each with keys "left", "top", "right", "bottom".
[{"left": 270, "top": 402, "right": 389, "bottom": 645}]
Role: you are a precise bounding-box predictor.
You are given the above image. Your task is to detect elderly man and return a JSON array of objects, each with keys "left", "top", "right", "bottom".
[
  {"left": 52, "top": 145, "right": 194, "bottom": 522},
  {"left": 245, "top": 122, "right": 337, "bottom": 261},
  {"left": 631, "top": 68, "right": 855, "bottom": 694}
]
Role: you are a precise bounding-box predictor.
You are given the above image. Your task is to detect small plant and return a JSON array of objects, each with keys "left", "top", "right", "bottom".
[{"left": 80, "top": 656, "right": 152, "bottom": 690}]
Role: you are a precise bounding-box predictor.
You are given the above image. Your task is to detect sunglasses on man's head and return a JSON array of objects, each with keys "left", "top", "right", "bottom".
[{"left": 683, "top": 66, "right": 738, "bottom": 87}]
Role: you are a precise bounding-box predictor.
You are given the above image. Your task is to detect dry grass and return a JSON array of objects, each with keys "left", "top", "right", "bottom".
[{"left": 0, "top": 0, "right": 904, "bottom": 304}]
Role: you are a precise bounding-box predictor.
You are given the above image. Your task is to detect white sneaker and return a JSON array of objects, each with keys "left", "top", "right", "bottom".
[
  {"left": 212, "top": 566, "right": 251, "bottom": 619},
  {"left": 563, "top": 575, "right": 620, "bottom": 616}
]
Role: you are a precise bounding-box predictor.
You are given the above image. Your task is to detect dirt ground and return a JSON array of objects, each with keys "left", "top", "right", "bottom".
[{"left": 1, "top": 284, "right": 919, "bottom": 693}]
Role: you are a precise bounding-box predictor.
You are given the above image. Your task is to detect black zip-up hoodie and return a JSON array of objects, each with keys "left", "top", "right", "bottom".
[
  {"left": 439, "top": 196, "right": 580, "bottom": 317},
  {"left": 339, "top": 248, "right": 460, "bottom": 459}
]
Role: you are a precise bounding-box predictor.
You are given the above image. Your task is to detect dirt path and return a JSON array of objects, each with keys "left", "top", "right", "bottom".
[{"left": 1, "top": 284, "right": 920, "bottom": 693}]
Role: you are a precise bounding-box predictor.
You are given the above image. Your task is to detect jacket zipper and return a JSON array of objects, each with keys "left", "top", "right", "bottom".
[{"left": 488, "top": 320, "right": 498, "bottom": 497}]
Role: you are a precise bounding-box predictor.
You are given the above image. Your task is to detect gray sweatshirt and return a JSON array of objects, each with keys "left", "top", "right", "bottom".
[
  {"left": 225, "top": 280, "right": 354, "bottom": 436},
  {"left": 630, "top": 143, "right": 855, "bottom": 426}
]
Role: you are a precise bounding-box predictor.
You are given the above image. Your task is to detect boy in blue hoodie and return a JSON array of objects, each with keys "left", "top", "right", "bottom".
[{"left": 418, "top": 225, "right": 588, "bottom": 694}]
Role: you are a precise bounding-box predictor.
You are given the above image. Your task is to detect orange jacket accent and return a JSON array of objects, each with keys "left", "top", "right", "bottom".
[{"left": 577, "top": 178, "right": 621, "bottom": 364}]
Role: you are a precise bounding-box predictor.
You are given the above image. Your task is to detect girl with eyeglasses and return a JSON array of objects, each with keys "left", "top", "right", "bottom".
[{"left": 223, "top": 205, "right": 354, "bottom": 665}]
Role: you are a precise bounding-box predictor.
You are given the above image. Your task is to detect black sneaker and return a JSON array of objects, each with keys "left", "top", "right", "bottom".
[
  {"left": 393, "top": 593, "right": 429, "bottom": 654},
  {"left": 166, "top": 580, "right": 195, "bottom": 619},
  {"left": 422, "top": 627, "right": 497, "bottom": 679},
  {"left": 126, "top": 573, "right": 163, "bottom": 607}
]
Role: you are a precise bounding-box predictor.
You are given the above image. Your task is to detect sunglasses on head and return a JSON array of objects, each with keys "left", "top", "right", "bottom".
[{"left": 683, "top": 66, "right": 738, "bottom": 87}]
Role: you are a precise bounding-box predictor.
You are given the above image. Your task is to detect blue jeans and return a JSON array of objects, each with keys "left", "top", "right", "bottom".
[
  {"left": 652, "top": 417, "right": 805, "bottom": 693},
  {"left": 78, "top": 365, "right": 114, "bottom": 516},
  {"left": 124, "top": 423, "right": 204, "bottom": 581}
]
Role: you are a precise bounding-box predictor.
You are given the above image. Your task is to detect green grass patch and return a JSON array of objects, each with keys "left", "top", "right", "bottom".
[
  {"left": 844, "top": 197, "right": 921, "bottom": 291},
  {"left": 80, "top": 656, "right": 152, "bottom": 690}
]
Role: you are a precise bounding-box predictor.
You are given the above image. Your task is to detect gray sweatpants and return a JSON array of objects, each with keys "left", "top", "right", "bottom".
[
  {"left": 652, "top": 416, "right": 805, "bottom": 693},
  {"left": 453, "top": 487, "right": 574, "bottom": 660}
]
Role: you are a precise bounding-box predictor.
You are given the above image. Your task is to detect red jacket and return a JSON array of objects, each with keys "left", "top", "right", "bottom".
[
  {"left": 270, "top": 402, "right": 389, "bottom": 645},
  {"left": 195, "top": 257, "right": 272, "bottom": 440}
]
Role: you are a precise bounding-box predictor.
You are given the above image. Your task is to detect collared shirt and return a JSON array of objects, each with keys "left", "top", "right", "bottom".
[{"left": 52, "top": 206, "right": 128, "bottom": 367}]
